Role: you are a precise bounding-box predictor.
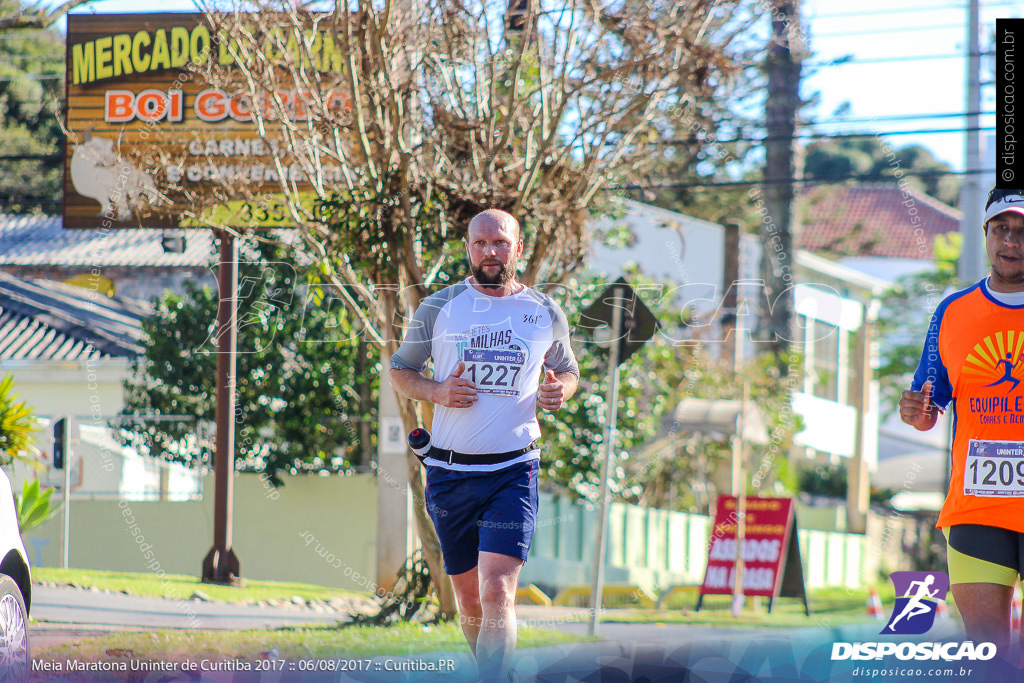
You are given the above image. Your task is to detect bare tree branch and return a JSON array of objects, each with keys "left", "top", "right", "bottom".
[{"left": 103, "top": 0, "right": 752, "bottom": 614}]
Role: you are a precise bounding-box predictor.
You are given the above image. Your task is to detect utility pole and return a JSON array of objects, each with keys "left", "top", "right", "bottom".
[
  {"left": 202, "top": 230, "right": 241, "bottom": 585},
  {"left": 846, "top": 301, "right": 878, "bottom": 534},
  {"left": 959, "top": 0, "right": 986, "bottom": 285},
  {"left": 761, "top": 0, "right": 803, "bottom": 363}
]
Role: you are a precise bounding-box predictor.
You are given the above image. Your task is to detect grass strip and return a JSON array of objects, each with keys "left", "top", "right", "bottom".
[
  {"left": 35, "top": 622, "right": 589, "bottom": 663},
  {"left": 33, "top": 568, "right": 366, "bottom": 605}
]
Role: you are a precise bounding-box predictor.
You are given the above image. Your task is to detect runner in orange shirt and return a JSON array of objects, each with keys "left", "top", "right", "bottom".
[{"left": 900, "top": 188, "right": 1024, "bottom": 652}]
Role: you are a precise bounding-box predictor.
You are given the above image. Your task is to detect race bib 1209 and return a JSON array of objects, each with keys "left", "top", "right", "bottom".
[
  {"left": 462, "top": 348, "right": 525, "bottom": 397},
  {"left": 964, "top": 439, "right": 1024, "bottom": 497}
]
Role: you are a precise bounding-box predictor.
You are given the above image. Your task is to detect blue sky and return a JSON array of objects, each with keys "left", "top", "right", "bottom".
[{"left": 802, "top": 0, "right": 1016, "bottom": 171}]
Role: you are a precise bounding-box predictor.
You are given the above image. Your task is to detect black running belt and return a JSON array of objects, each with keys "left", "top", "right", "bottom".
[{"left": 427, "top": 441, "right": 539, "bottom": 466}]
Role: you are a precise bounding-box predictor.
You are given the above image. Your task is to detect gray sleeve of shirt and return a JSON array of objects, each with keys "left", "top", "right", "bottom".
[
  {"left": 389, "top": 285, "right": 463, "bottom": 372},
  {"left": 539, "top": 294, "right": 580, "bottom": 377}
]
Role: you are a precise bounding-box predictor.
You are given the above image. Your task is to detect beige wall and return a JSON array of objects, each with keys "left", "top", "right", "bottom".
[
  {"left": 3, "top": 361, "right": 129, "bottom": 420},
  {"left": 22, "top": 467, "right": 885, "bottom": 595},
  {"left": 25, "top": 472, "right": 379, "bottom": 591},
  {"left": 525, "top": 492, "right": 869, "bottom": 594}
]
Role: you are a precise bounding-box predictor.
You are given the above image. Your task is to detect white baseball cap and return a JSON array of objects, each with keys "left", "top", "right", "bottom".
[{"left": 984, "top": 191, "right": 1024, "bottom": 224}]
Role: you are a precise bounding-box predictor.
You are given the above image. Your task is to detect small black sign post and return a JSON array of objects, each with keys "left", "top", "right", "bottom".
[
  {"left": 53, "top": 417, "right": 71, "bottom": 568},
  {"left": 579, "top": 277, "right": 658, "bottom": 635},
  {"left": 577, "top": 276, "right": 660, "bottom": 365}
]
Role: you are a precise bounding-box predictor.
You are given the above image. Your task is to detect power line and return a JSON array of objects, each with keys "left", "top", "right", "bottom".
[
  {"left": 611, "top": 168, "right": 994, "bottom": 192},
  {"left": 812, "top": 0, "right": 1022, "bottom": 17},
  {"left": 0, "top": 154, "right": 60, "bottom": 161},
  {"left": 807, "top": 51, "right": 994, "bottom": 67},
  {"left": 679, "top": 110, "right": 995, "bottom": 133},
  {"left": 665, "top": 126, "right": 994, "bottom": 147},
  {"left": 0, "top": 73, "right": 61, "bottom": 81},
  {"left": 810, "top": 2, "right": 976, "bottom": 18},
  {"left": 803, "top": 110, "right": 994, "bottom": 125},
  {"left": 0, "top": 31, "right": 55, "bottom": 40},
  {"left": 812, "top": 6, "right": 961, "bottom": 18},
  {"left": 812, "top": 24, "right": 964, "bottom": 37},
  {"left": 6, "top": 124, "right": 990, "bottom": 163},
  {"left": 0, "top": 53, "right": 64, "bottom": 60}
]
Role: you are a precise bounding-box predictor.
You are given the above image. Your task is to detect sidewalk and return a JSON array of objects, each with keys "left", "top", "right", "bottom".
[{"left": 316, "top": 615, "right": 982, "bottom": 682}]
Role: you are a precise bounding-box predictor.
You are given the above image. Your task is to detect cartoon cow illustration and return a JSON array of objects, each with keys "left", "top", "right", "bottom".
[{"left": 70, "top": 132, "right": 160, "bottom": 222}]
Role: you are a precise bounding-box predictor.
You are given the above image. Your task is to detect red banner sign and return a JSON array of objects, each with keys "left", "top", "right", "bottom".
[{"left": 700, "top": 495, "right": 795, "bottom": 597}]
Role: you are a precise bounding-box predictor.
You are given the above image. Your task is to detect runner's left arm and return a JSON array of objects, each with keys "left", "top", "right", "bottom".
[{"left": 539, "top": 296, "right": 580, "bottom": 407}]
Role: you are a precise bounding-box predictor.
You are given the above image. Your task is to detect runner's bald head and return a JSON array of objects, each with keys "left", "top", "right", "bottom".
[{"left": 468, "top": 209, "right": 521, "bottom": 243}]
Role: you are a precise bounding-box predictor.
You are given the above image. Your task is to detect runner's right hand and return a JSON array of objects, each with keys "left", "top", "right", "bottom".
[
  {"left": 899, "top": 380, "right": 938, "bottom": 431},
  {"left": 432, "top": 362, "right": 478, "bottom": 408}
]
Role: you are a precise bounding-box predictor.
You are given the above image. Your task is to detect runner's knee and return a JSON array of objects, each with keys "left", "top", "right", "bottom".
[
  {"left": 458, "top": 589, "right": 482, "bottom": 615},
  {"left": 479, "top": 575, "right": 515, "bottom": 611}
]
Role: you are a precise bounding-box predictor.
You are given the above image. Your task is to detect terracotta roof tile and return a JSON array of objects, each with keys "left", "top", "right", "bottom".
[{"left": 798, "top": 183, "right": 962, "bottom": 259}]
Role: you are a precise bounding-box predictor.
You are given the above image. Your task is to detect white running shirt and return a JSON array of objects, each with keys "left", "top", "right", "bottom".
[{"left": 390, "top": 279, "right": 579, "bottom": 469}]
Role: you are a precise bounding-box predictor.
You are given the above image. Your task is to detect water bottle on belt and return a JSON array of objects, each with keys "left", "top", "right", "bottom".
[{"left": 408, "top": 428, "right": 431, "bottom": 465}]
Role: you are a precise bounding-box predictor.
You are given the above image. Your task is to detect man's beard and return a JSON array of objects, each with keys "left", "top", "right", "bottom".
[{"left": 473, "top": 261, "right": 515, "bottom": 288}]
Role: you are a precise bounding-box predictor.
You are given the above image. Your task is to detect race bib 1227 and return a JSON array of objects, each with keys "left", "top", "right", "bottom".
[{"left": 462, "top": 348, "right": 526, "bottom": 397}]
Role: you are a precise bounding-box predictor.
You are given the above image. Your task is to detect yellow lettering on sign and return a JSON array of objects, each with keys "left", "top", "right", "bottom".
[
  {"left": 72, "top": 42, "right": 94, "bottom": 85},
  {"left": 71, "top": 22, "right": 344, "bottom": 84},
  {"left": 308, "top": 32, "right": 322, "bottom": 68},
  {"left": 94, "top": 35, "right": 113, "bottom": 80},
  {"left": 112, "top": 33, "right": 133, "bottom": 78},
  {"left": 132, "top": 31, "right": 151, "bottom": 73},
  {"left": 217, "top": 33, "right": 235, "bottom": 65},
  {"left": 170, "top": 26, "right": 189, "bottom": 68},
  {"left": 150, "top": 29, "right": 171, "bottom": 70},
  {"left": 321, "top": 32, "right": 341, "bottom": 72},
  {"left": 262, "top": 32, "right": 279, "bottom": 61},
  {"left": 190, "top": 25, "right": 211, "bottom": 65},
  {"left": 283, "top": 31, "right": 299, "bottom": 63}
]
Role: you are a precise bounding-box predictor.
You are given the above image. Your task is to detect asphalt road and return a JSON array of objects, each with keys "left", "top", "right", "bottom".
[{"left": 29, "top": 584, "right": 351, "bottom": 650}]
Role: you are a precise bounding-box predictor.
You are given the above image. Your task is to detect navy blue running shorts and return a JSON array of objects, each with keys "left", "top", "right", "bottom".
[{"left": 424, "top": 459, "right": 540, "bottom": 576}]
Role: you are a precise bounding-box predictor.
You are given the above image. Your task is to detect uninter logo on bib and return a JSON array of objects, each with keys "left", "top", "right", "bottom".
[{"left": 882, "top": 571, "right": 950, "bottom": 635}]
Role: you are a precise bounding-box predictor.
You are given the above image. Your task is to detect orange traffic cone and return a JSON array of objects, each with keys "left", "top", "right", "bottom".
[
  {"left": 867, "top": 587, "right": 884, "bottom": 620},
  {"left": 1012, "top": 585, "right": 1022, "bottom": 631}
]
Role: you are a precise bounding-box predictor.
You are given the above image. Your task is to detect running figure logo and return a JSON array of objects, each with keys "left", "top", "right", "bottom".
[
  {"left": 882, "top": 571, "right": 950, "bottom": 635},
  {"left": 962, "top": 332, "right": 1024, "bottom": 392},
  {"left": 984, "top": 352, "right": 1023, "bottom": 392}
]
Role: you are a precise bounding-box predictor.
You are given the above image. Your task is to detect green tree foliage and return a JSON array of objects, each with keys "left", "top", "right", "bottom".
[
  {"left": 0, "top": 1, "right": 63, "bottom": 213},
  {"left": 121, "top": 240, "right": 378, "bottom": 482},
  {"left": 874, "top": 233, "right": 962, "bottom": 411},
  {"left": 538, "top": 275, "right": 683, "bottom": 501},
  {"left": 540, "top": 274, "right": 801, "bottom": 512},
  {"left": 183, "top": 0, "right": 756, "bottom": 615},
  {"left": 797, "top": 461, "right": 897, "bottom": 505},
  {"left": 803, "top": 138, "right": 961, "bottom": 207},
  {"left": 14, "top": 478, "right": 60, "bottom": 532},
  {"left": 638, "top": 348, "right": 802, "bottom": 512},
  {"left": 0, "top": 374, "right": 36, "bottom": 466}
]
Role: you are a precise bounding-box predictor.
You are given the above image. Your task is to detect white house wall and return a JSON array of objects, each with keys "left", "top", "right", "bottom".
[
  {"left": 588, "top": 201, "right": 763, "bottom": 353},
  {"left": 2, "top": 360, "right": 129, "bottom": 419},
  {"left": 590, "top": 202, "right": 881, "bottom": 473}
]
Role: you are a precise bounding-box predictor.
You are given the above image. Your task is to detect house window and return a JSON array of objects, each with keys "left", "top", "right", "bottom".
[{"left": 812, "top": 320, "right": 840, "bottom": 402}]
